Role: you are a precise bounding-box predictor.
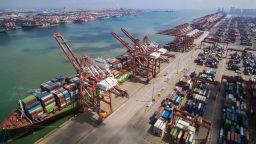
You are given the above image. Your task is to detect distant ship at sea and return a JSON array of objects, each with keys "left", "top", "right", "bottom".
[
  {"left": 21, "top": 23, "right": 42, "bottom": 28},
  {"left": 152, "top": 9, "right": 175, "bottom": 13},
  {"left": 73, "top": 16, "right": 96, "bottom": 23}
]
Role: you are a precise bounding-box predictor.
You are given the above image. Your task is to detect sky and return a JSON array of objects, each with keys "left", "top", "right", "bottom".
[{"left": 1, "top": 0, "right": 256, "bottom": 10}]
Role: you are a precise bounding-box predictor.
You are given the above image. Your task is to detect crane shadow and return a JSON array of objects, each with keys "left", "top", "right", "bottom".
[{"left": 128, "top": 77, "right": 147, "bottom": 85}]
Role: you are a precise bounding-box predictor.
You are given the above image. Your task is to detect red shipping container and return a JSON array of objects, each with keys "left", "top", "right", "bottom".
[{"left": 64, "top": 83, "right": 77, "bottom": 91}]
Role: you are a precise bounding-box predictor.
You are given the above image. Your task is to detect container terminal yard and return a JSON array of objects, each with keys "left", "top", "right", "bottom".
[{"left": 0, "top": 10, "right": 256, "bottom": 144}]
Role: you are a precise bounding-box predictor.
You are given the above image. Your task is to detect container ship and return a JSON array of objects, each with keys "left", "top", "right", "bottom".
[
  {"left": 0, "top": 76, "right": 83, "bottom": 131},
  {"left": 21, "top": 22, "right": 42, "bottom": 28},
  {"left": 0, "top": 29, "right": 168, "bottom": 133},
  {"left": 73, "top": 16, "right": 96, "bottom": 23},
  {"left": 0, "top": 56, "right": 133, "bottom": 131}
]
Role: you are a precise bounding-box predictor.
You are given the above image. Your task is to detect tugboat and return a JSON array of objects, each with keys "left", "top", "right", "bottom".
[{"left": 0, "top": 26, "right": 6, "bottom": 33}]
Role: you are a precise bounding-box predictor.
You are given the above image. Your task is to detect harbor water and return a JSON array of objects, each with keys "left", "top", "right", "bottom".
[{"left": 0, "top": 10, "right": 213, "bottom": 143}]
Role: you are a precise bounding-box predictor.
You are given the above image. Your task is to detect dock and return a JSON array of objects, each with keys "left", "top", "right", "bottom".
[{"left": 34, "top": 13, "right": 256, "bottom": 144}]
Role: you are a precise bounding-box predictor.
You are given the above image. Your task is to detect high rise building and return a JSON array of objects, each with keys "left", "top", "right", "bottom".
[
  {"left": 242, "top": 9, "right": 256, "bottom": 15},
  {"left": 230, "top": 7, "right": 242, "bottom": 15}
]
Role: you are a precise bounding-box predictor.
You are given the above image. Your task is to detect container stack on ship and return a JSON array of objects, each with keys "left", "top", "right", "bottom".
[
  {"left": 0, "top": 76, "right": 82, "bottom": 131},
  {"left": 21, "top": 95, "right": 44, "bottom": 121}
]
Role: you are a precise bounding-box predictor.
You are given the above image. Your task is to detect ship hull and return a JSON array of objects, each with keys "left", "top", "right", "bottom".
[
  {"left": 21, "top": 24, "right": 41, "bottom": 28},
  {"left": 1, "top": 102, "right": 81, "bottom": 131}
]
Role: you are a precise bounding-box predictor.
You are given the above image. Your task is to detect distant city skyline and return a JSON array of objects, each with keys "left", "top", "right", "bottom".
[{"left": 1, "top": 0, "right": 256, "bottom": 10}]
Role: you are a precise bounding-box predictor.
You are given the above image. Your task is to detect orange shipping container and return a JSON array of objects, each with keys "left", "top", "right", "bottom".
[
  {"left": 234, "top": 133, "right": 238, "bottom": 143},
  {"left": 231, "top": 132, "right": 234, "bottom": 141},
  {"left": 183, "top": 131, "right": 188, "bottom": 141},
  {"left": 158, "top": 106, "right": 164, "bottom": 114},
  {"left": 227, "top": 131, "right": 231, "bottom": 141},
  {"left": 170, "top": 127, "right": 174, "bottom": 135}
]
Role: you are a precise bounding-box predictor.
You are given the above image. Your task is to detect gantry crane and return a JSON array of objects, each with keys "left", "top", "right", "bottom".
[
  {"left": 111, "top": 31, "right": 160, "bottom": 83},
  {"left": 157, "top": 23, "right": 195, "bottom": 52},
  {"left": 120, "top": 27, "right": 171, "bottom": 62},
  {"left": 143, "top": 35, "right": 159, "bottom": 51},
  {"left": 53, "top": 32, "right": 127, "bottom": 121},
  {"left": 143, "top": 36, "right": 175, "bottom": 58}
]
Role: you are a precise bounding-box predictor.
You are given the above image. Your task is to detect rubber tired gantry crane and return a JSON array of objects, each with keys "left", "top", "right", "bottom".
[
  {"left": 224, "top": 47, "right": 256, "bottom": 58},
  {"left": 172, "top": 107, "right": 212, "bottom": 143},
  {"left": 111, "top": 30, "right": 162, "bottom": 83},
  {"left": 199, "top": 37, "right": 229, "bottom": 50},
  {"left": 53, "top": 32, "right": 128, "bottom": 121}
]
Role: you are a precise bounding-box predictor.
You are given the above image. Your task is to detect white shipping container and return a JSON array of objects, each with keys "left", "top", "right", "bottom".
[
  {"left": 178, "top": 119, "right": 190, "bottom": 127},
  {"left": 189, "top": 134, "right": 194, "bottom": 144},
  {"left": 61, "top": 103, "right": 66, "bottom": 107},
  {"left": 153, "top": 119, "right": 166, "bottom": 136},
  {"left": 240, "top": 127, "right": 244, "bottom": 136},
  {"left": 178, "top": 130, "right": 183, "bottom": 141},
  {"left": 160, "top": 121, "right": 166, "bottom": 138},
  {"left": 176, "top": 123, "right": 185, "bottom": 130},
  {"left": 198, "top": 103, "right": 202, "bottom": 110},
  {"left": 188, "top": 126, "right": 196, "bottom": 133},
  {"left": 153, "top": 119, "right": 161, "bottom": 134}
]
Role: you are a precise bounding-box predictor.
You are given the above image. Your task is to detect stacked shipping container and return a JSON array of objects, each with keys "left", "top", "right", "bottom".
[
  {"left": 22, "top": 95, "right": 44, "bottom": 120},
  {"left": 168, "top": 118, "right": 196, "bottom": 144},
  {"left": 150, "top": 71, "right": 215, "bottom": 143},
  {"left": 186, "top": 81, "right": 209, "bottom": 116},
  {"left": 219, "top": 80, "right": 249, "bottom": 144},
  {"left": 20, "top": 76, "right": 81, "bottom": 121},
  {"left": 36, "top": 92, "right": 57, "bottom": 113}
]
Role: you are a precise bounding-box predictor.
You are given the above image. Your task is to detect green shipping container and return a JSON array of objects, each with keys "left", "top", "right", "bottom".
[
  {"left": 46, "top": 105, "right": 57, "bottom": 113},
  {"left": 22, "top": 95, "right": 36, "bottom": 103},
  {"left": 172, "top": 128, "right": 178, "bottom": 138},
  {"left": 117, "top": 71, "right": 132, "bottom": 83}
]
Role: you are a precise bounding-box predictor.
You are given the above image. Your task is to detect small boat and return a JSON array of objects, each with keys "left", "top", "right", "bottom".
[{"left": 0, "top": 27, "right": 6, "bottom": 33}]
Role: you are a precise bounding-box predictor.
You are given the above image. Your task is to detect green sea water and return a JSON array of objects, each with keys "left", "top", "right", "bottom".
[{"left": 0, "top": 10, "right": 213, "bottom": 143}]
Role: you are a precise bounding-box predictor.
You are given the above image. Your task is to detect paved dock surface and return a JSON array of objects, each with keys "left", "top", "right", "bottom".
[
  {"left": 36, "top": 50, "right": 197, "bottom": 144},
  {"left": 76, "top": 52, "right": 197, "bottom": 144}
]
